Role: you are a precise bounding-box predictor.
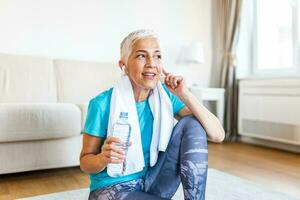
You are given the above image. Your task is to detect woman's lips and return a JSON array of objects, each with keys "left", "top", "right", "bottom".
[{"left": 142, "top": 72, "right": 157, "bottom": 80}]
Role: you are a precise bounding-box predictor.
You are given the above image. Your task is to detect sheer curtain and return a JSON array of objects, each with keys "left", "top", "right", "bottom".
[{"left": 216, "top": 0, "right": 243, "bottom": 141}]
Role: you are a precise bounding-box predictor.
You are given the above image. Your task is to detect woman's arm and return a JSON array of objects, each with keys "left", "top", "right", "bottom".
[
  {"left": 164, "top": 72, "right": 225, "bottom": 143},
  {"left": 80, "top": 134, "right": 126, "bottom": 174}
]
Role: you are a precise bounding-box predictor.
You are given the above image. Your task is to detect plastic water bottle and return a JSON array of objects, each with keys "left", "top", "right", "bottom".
[{"left": 107, "top": 112, "right": 131, "bottom": 177}]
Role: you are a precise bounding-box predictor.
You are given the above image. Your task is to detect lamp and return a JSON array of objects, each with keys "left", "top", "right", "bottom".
[{"left": 177, "top": 42, "right": 204, "bottom": 64}]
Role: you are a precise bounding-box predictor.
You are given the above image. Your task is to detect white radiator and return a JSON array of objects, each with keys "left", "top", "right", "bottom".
[{"left": 238, "top": 78, "right": 300, "bottom": 145}]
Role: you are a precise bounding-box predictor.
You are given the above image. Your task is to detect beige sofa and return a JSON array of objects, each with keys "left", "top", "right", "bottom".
[{"left": 0, "top": 53, "right": 121, "bottom": 174}]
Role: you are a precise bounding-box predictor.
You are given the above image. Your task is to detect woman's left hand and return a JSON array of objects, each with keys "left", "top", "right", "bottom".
[{"left": 163, "top": 69, "right": 189, "bottom": 98}]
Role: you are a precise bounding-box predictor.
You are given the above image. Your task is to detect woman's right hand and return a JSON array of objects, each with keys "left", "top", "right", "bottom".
[{"left": 99, "top": 136, "right": 126, "bottom": 166}]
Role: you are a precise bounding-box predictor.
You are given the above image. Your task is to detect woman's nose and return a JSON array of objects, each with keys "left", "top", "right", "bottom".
[{"left": 146, "top": 57, "right": 156, "bottom": 67}]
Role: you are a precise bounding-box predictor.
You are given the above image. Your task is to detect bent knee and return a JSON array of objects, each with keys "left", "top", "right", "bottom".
[{"left": 178, "top": 115, "right": 207, "bottom": 140}]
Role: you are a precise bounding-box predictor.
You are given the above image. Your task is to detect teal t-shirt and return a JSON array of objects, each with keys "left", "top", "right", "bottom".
[{"left": 83, "top": 84, "right": 185, "bottom": 192}]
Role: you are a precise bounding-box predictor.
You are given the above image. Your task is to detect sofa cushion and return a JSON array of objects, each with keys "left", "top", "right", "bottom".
[
  {"left": 54, "top": 59, "right": 121, "bottom": 104},
  {"left": 0, "top": 103, "right": 81, "bottom": 142},
  {"left": 0, "top": 53, "right": 57, "bottom": 103}
]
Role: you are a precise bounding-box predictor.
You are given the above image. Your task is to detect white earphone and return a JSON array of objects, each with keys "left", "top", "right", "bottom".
[{"left": 121, "top": 65, "right": 128, "bottom": 75}]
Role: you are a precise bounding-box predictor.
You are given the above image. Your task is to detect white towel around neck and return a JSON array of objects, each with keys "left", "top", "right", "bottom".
[{"left": 107, "top": 75, "right": 174, "bottom": 175}]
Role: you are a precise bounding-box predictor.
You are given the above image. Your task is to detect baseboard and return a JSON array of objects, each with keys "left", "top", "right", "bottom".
[{"left": 238, "top": 135, "right": 300, "bottom": 153}]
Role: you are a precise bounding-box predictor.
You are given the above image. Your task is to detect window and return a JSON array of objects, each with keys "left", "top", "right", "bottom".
[{"left": 252, "top": 0, "right": 300, "bottom": 75}]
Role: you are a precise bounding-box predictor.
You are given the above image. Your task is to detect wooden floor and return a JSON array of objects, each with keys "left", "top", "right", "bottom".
[
  {"left": 1, "top": 142, "right": 300, "bottom": 200},
  {"left": 208, "top": 142, "right": 300, "bottom": 198}
]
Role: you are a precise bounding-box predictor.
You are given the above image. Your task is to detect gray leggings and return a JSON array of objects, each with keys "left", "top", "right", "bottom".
[{"left": 89, "top": 115, "right": 208, "bottom": 200}]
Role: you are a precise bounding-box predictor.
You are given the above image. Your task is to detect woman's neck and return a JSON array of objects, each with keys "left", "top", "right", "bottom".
[
  {"left": 130, "top": 81, "right": 151, "bottom": 102},
  {"left": 133, "top": 88, "right": 150, "bottom": 102}
]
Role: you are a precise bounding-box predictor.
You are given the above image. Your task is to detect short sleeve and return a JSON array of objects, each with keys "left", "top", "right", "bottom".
[
  {"left": 83, "top": 99, "right": 107, "bottom": 138},
  {"left": 162, "top": 84, "right": 186, "bottom": 115}
]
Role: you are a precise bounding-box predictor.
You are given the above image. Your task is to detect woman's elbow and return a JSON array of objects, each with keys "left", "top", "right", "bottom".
[
  {"left": 79, "top": 155, "right": 91, "bottom": 174},
  {"left": 209, "top": 129, "right": 225, "bottom": 143},
  {"left": 79, "top": 158, "right": 87, "bottom": 173},
  {"left": 217, "top": 130, "right": 225, "bottom": 143}
]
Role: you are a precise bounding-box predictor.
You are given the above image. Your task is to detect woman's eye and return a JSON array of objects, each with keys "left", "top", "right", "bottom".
[
  {"left": 155, "top": 55, "right": 162, "bottom": 59},
  {"left": 136, "top": 54, "right": 146, "bottom": 59}
]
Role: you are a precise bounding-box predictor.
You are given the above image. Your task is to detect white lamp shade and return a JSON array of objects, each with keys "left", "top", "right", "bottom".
[{"left": 178, "top": 42, "right": 204, "bottom": 63}]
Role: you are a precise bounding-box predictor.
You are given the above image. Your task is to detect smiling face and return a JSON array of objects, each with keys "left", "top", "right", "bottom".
[{"left": 123, "top": 37, "right": 162, "bottom": 92}]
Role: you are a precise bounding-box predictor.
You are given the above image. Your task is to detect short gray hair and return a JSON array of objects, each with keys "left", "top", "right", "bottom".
[{"left": 120, "top": 29, "right": 159, "bottom": 63}]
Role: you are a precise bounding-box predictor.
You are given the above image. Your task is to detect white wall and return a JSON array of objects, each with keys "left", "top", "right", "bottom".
[{"left": 0, "top": 0, "right": 213, "bottom": 86}]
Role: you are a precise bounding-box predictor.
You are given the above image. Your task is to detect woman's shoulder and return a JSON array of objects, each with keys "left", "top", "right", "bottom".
[{"left": 90, "top": 88, "right": 113, "bottom": 108}]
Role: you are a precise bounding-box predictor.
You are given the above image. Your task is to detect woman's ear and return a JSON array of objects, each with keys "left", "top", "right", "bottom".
[
  {"left": 118, "top": 60, "right": 127, "bottom": 74},
  {"left": 118, "top": 60, "right": 126, "bottom": 70}
]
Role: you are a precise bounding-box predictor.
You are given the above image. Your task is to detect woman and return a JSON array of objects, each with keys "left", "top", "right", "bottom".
[{"left": 80, "top": 29, "right": 225, "bottom": 200}]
